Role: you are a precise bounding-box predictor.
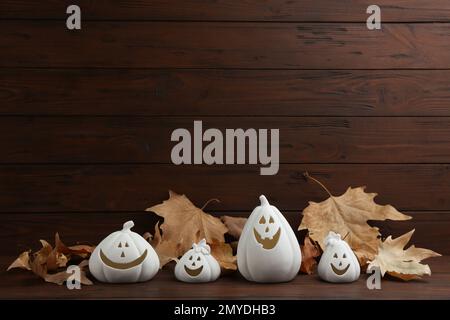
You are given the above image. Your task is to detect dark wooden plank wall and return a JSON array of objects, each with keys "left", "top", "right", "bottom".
[
  {"left": 1, "top": 1, "right": 450, "bottom": 22},
  {"left": 1, "top": 1, "right": 449, "bottom": 257},
  {"left": 3, "top": 69, "right": 450, "bottom": 116},
  {"left": 2, "top": 22, "right": 450, "bottom": 69}
]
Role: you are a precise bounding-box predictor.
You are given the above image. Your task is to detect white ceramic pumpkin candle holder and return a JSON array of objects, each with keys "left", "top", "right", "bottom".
[
  {"left": 318, "top": 231, "right": 360, "bottom": 283},
  {"left": 175, "top": 239, "right": 220, "bottom": 283},
  {"left": 237, "top": 195, "right": 301, "bottom": 283},
  {"left": 89, "top": 220, "right": 160, "bottom": 283}
]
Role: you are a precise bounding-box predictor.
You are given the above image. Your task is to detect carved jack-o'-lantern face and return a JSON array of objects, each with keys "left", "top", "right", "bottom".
[
  {"left": 253, "top": 212, "right": 281, "bottom": 250},
  {"left": 317, "top": 231, "right": 360, "bottom": 283},
  {"left": 100, "top": 239, "right": 148, "bottom": 270},
  {"left": 330, "top": 252, "right": 350, "bottom": 275},
  {"left": 237, "top": 195, "right": 302, "bottom": 283},
  {"left": 89, "top": 221, "right": 160, "bottom": 283},
  {"left": 184, "top": 252, "right": 204, "bottom": 277},
  {"left": 175, "top": 239, "right": 221, "bottom": 283}
]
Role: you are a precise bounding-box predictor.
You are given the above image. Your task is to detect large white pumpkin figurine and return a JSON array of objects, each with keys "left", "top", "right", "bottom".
[
  {"left": 175, "top": 239, "right": 221, "bottom": 283},
  {"left": 318, "top": 231, "right": 360, "bottom": 283},
  {"left": 89, "top": 221, "right": 160, "bottom": 283},
  {"left": 237, "top": 195, "right": 301, "bottom": 283}
]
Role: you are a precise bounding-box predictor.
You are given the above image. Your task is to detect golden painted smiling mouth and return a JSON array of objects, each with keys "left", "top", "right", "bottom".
[
  {"left": 100, "top": 249, "right": 147, "bottom": 270},
  {"left": 253, "top": 227, "right": 281, "bottom": 250},
  {"left": 331, "top": 263, "right": 350, "bottom": 275},
  {"left": 184, "top": 265, "right": 203, "bottom": 277}
]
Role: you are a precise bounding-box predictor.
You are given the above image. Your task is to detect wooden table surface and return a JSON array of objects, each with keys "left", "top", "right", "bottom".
[{"left": 1, "top": 255, "right": 449, "bottom": 300}]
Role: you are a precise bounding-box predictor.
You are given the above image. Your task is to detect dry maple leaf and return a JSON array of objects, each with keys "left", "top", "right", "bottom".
[
  {"left": 229, "top": 241, "right": 238, "bottom": 252},
  {"left": 30, "top": 240, "right": 53, "bottom": 277},
  {"left": 45, "top": 259, "right": 93, "bottom": 286},
  {"left": 7, "top": 251, "right": 31, "bottom": 271},
  {"left": 148, "top": 221, "right": 180, "bottom": 267},
  {"left": 8, "top": 234, "right": 94, "bottom": 285},
  {"left": 55, "top": 233, "right": 94, "bottom": 258},
  {"left": 221, "top": 216, "right": 247, "bottom": 239},
  {"left": 210, "top": 242, "right": 237, "bottom": 271},
  {"left": 368, "top": 230, "right": 441, "bottom": 281},
  {"left": 300, "top": 236, "right": 321, "bottom": 274},
  {"left": 299, "top": 172, "right": 411, "bottom": 265},
  {"left": 146, "top": 191, "right": 228, "bottom": 267}
]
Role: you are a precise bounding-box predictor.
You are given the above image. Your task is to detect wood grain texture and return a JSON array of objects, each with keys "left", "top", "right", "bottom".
[
  {"left": 0, "top": 211, "right": 447, "bottom": 256},
  {"left": 2, "top": 22, "right": 450, "bottom": 69},
  {"left": 3, "top": 116, "right": 450, "bottom": 163},
  {"left": 1, "top": 164, "right": 450, "bottom": 212},
  {"left": 1, "top": 255, "right": 448, "bottom": 299},
  {"left": 1, "top": 1, "right": 450, "bottom": 22},
  {"left": 1, "top": 0, "right": 450, "bottom": 300},
  {"left": 3, "top": 69, "right": 450, "bottom": 116}
]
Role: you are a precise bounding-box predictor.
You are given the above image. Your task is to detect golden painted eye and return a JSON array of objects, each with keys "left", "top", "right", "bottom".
[
  {"left": 343, "top": 253, "right": 346, "bottom": 258},
  {"left": 333, "top": 253, "right": 338, "bottom": 258},
  {"left": 118, "top": 243, "right": 122, "bottom": 248},
  {"left": 197, "top": 257, "right": 201, "bottom": 261},
  {"left": 269, "top": 216, "right": 274, "bottom": 223},
  {"left": 125, "top": 242, "right": 129, "bottom": 247},
  {"left": 259, "top": 216, "right": 266, "bottom": 224}
]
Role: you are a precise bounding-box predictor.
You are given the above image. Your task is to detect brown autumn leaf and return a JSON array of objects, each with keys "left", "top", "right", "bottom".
[
  {"left": 67, "top": 244, "right": 95, "bottom": 256},
  {"left": 300, "top": 236, "right": 321, "bottom": 274},
  {"left": 146, "top": 191, "right": 228, "bottom": 267},
  {"left": 221, "top": 216, "right": 247, "bottom": 239},
  {"left": 46, "top": 250, "right": 69, "bottom": 272},
  {"left": 8, "top": 234, "right": 94, "bottom": 285},
  {"left": 368, "top": 230, "right": 441, "bottom": 281},
  {"left": 47, "top": 235, "right": 68, "bottom": 271},
  {"left": 229, "top": 241, "right": 239, "bottom": 252},
  {"left": 7, "top": 251, "right": 31, "bottom": 271},
  {"left": 55, "top": 233, "right": 94, "bottom": 258},
  {"left": 30, "top": 240, "right": 53, "bottom": 277},
  {"left": 210, "top": 242, "right": 237, "bottom": 271},
  {"left": 148, "top": 221, "right": 179, "bottom": 267},
  {"left": 299, "top": 172, "right": 411, "bottom": 265},
  {"left": 45, "top": 259, "right": 93, "bottom": 286}
]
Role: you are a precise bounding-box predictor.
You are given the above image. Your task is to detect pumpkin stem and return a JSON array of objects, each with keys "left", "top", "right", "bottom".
[
  {"left": 201, "top": 198, "right": 220, "bottom": 210},
  {"left": 123, "top": 220, "right": 134, "bottom": 231},
  {"left": 303, "top": 171, "right": 333, "bottom": 197},
  {"left": 259, "top": 195, "right": 269, "bottom": 206}
]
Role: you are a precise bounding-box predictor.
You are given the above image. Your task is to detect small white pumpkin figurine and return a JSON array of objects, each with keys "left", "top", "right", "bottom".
[
  {"left": 318, "top": 231, "right": 360, "bottom": 283},
  {"left": 175, "top": 239, "right": 221, "bottom": 283},
  {"left": 89, "top": 220, "right": 160, "bottom": 283},
  {"left": 237, "top": 195, "right": 301, "bottom": 283}
]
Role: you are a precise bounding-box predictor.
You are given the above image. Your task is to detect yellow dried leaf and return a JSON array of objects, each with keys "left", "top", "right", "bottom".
[
  {"left": 47, "top": 233, "right": 94, "bottom": 271},
  {"left": 221, "top": 216, "right": 247, "bottom": 239},
  {"left": 300, "top": 236, "right": 321, "bottom": 274},
  {"left": 150, "top": 221, "right": 162, "bottom": 248},
  {"left": 7, "top": 251, "right": 31, "bottom": 271},
  {"left": 229, "top": 241, "right": 238, "bottom": 252},
  {"left": 146, "top": 191, "right": 228, "bottom": 267},
  {"left": 30, "top": 257, "right": 47, "bottom": 279},
  {"left": 368, "top": 230, "right": 441, "bottom": 281},
  {"left": 67, "top": 244, "right": 95, "bottom": 256},
  {"left": 8, "top": 233, "right": 95, "bottom": 285},
  {"left": 299, "top": 173, "right": 411, "bottom": 265},
  {"left": 210, "top": 242, "right": 237, "bottom": 271},
  {"left": 35, "top": 240, "right": 53, "bottom": 261},
  {"left": 55, "top": 233, "right": 94, "bottom": 258},
  {"left": 46, "top": 251, "right": 69, "bottom": 271},
  {"left": 45, "top": 260, "right": 93, "bottom": 286},
  {"left": 145, "top": 221, "right": 177, "bottom": 266}
]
